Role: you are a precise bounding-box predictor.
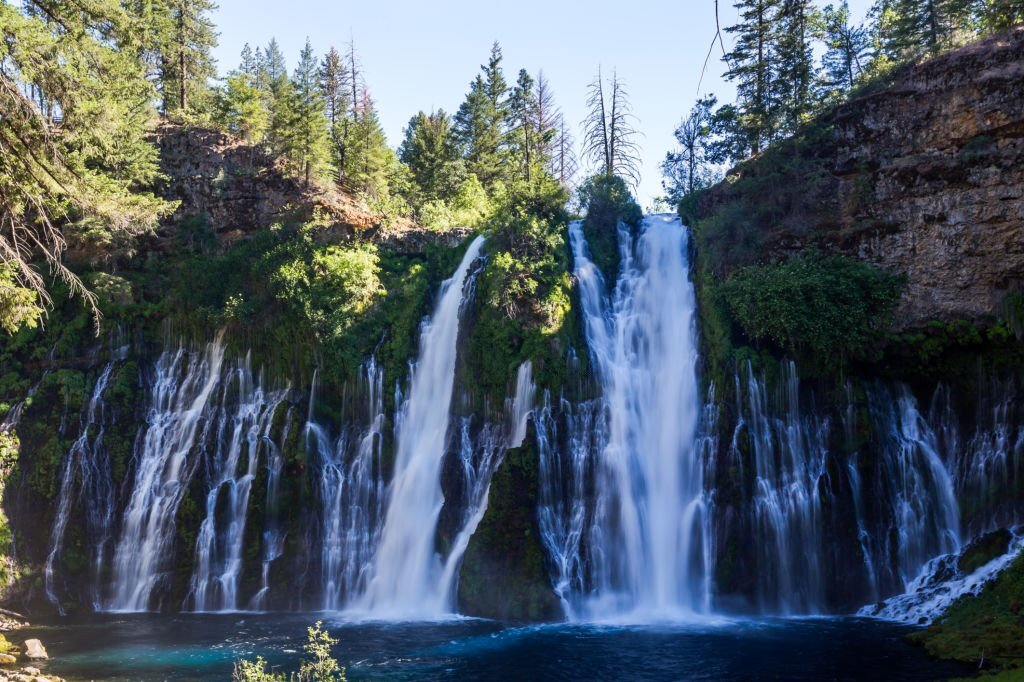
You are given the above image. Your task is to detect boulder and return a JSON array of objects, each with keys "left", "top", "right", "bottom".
[
  {"left": 0, "top": 654, "right": 14, "bottom": 664},
  {"left": 21, "top": 641, "right": 45, "bottom": 661}
]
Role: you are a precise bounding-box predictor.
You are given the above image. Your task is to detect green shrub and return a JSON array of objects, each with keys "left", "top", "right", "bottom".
[
  {"left": 721, "top": 253, "right": 904, "bottom": 368},
  {"left": 576, "top": 174, "right": 642, "bottom": 281}
]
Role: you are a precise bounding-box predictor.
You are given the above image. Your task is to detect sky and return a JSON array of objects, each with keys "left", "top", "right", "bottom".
[{"left": 212, "top": 0, "right": 873, "bottom": 209}]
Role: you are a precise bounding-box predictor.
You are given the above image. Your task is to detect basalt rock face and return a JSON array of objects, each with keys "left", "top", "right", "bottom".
[
  {"left": 692, "top": 26, "right": 1024, "bottom": 330},
  {"left": 153, "top": 124, "right": 381, "bottom": 246}
]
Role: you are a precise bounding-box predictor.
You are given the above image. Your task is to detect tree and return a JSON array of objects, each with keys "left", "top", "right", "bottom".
[
  {"left": 533, "top": 72, "right": 561, "bottom": 173},
  {"left": 319, "top": 47, "right": 351, "bottom": 177},
  {"left": 0, "top": 0, "right": 171, "bottom": 332},
  {"left": 345, "top": 91, "right": 393, "bottom": 196},
  {"left": 723, "top": 0, "right": 781, "bottom": 154},
  {"left": 581, "top": 67, "right": 642, "bottom": 188},
  {"left": 454, "top": 42, "right": 509, "bottom": 189},
  {"left": 288, "top": 39, "right": 331, "bottom": 184},
  {"left": 399, "top": 110, "right": 465, "bottom": 203},
  {"left": 219, "top": 71, "right": 269, "bottom": 145},
  {"left": 508, "top": 69, "right": 538, "bottom": 181},
  {"left": 774, "top": 0, "right": 818, "bottom": 134},
  {"left": 160, "top": 0, "right": 219, "bottom": 115},
  {"left": 820, "top": 2, "right": 871, "bottom": 93},
  {"left": 976, "top": 0, "right": 1024, "bottom": 32},
  {"left": 662, "top": 95, "right": 720, "bottom": 204},
  {"left": 551, "top": 115, "right": 579, "bottom": 190}
]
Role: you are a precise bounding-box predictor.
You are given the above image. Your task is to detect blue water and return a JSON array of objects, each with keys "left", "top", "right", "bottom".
[{"left": 14, "top": 614, "right": 970, "bottom": 681}]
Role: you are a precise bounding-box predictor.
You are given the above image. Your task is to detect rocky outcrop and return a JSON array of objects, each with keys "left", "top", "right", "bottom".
[
  {"left": 153, "top": 125, "right": 385, "bottom": 246},
  {"left": 691, "top": 26, "right": 1024, "bottom": 329}
]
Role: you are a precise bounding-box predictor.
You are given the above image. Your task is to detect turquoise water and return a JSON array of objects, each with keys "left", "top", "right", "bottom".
[{"left": 13, "top": 614, "right": 970, "bottom": 681}]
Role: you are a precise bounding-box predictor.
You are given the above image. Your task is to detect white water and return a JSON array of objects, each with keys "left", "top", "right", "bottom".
[
  {"left": 45, "top": 362, "right": 116, "bottom": 612},
  {"left": 107, "top": 337, "right": 228, "bottom": 611},
  {"left": 188, "top": 356, "right": 287, "bottom": 612},
  {"left": 354, "top": 235, "right": 485, "bottom": 619},
  {"left": 567, "top": 215, "right": 709, "bottom": 620},
  {"left": 312, "top": 360, "right": 387, "bottom": 611}
]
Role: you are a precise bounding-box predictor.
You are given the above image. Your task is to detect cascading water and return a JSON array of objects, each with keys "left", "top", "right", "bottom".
[
  {"left": 566, "top": 214, "right": 709, "bottom": 620},
  {"left": 355, "top": 236, "right": 486, "bottom": 618},
  {"left": 188, "top": 356, "right": 288, "bottom": 612},
  {"left": 310, "top": 360, "right": 387, "bottom": 611},
  {"left": 45, "top": 362, "right": 117, "bottom": 612},
  {"left": 108, "top": 337, "right": 228, "bottom": 612}
]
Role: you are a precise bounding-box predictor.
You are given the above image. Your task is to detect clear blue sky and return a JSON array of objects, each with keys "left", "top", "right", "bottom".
[{"left": 212, "top": 0, "right": 872, "bottom": 208}]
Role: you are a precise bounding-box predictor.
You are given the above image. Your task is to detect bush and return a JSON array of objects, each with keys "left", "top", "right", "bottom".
[
  {"left": 233, "top": 621, "right": 345, "bottom": 682},
  {"left": 721, "top": 253, "right": 904, "bottom": 367},
  {"left": 576, "top": 174, "right": 642, "bottom": 281}
]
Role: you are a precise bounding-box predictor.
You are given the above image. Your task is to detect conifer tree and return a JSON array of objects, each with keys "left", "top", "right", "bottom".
[
  {"left": 509, "top": 69, "right": 538, "bottom": 181},
  {"left": 552, "top": 115, "right": 579, "bottom": 190},
  {"left": 319, "top": 47, "right": 352, "bottom": 182},
  {"left": 976, "top": 0, "right": 1024, "bottom": 31},
  {"left": 0, "top": 0, "right": 170, "bottom": 330},
  {"left": 582, "top": 67, "right": 642, "bottom": 188},
  {"left": 774, "top": 0, "right": 818, "bottom": 134},
  {"left": 289, "top": 39, "right": 331, "bottom": 185},
  {"left": 454, "top": 42, "right": 510, "bottom": 189},
  {"left": 160, "top": 0, "right": 219, "bottom": 115},
  {"left": 723, "top": 0, "right": 781, "bottom": 154},
  {"left": 346, "top": 92, "right": 393, "bottom": 196},
  {"left": 399, "top": 111, "right": 465, "bottom": 202},
  {"left": 820, "top": 1, "right": 870, "bottom": 93}
]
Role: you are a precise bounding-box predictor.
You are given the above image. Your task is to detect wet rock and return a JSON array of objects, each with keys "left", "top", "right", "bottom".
[
  {"left": 958, "top": 529, "right": 1014, "bottom": 574},
  {"left": 21, "top": 641, "right": 45, "bottom": 661},
  {"left": 0, "top": 655, "right": 13, "bottom": 664}
]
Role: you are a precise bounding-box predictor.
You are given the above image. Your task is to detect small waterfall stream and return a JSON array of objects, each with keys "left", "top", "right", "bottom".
[{"left": 355, "top": 235, "right": 486, "bottom": 618}]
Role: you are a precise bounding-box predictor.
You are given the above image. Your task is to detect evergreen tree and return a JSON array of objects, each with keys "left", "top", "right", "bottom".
[
  {"left": 662, "top": 95, "right": 719, "bottom": 204},
  {"left": 533, "top": 72, "right": 561, "bottom": 173},
  {"left": 976, "top": 0, "right": 1024, "bottom": 31},
  {"left": 454, "top": 42, "right": 510, "bottom": 188},
  {"left": 399, "top": 110, "right": 465, "bottom": 202},
  {"left": 509, "top": 69, "right": 538, "bottom": 181},
  {"left": 239, "top": 42, "right": 257, "bottom": 76},
  {"left": 723, "top": 0, "right": 781, "bottom": 154},
  {"left": 160, "top": 0, "right": 219, "bottom": 115},
  {"left": 346, "top": 91, "right": 392, "bottom": 196},
  {"left": 288, "top": 39, "right": 331, "bottom": 184},
  {"left": 0, "top": 0, "right": 170, "bottom": 330},
  {"left": 820, "top": 1, "right": 871, "bottom": 92},
  {"left": 219, "top": 70, "right": 269, "bottom": 145},
  {"left": 319, "top": 47, "right": 352, "bottom": 181},
  {"left": 582, "top": 67, "right": 642, "bottom": 187},
  {"left": 260, "top": 38, "right": 294, "bottom": 157},
  {"left": 774, "top": 0, "right": 818, "bottom": 134}
]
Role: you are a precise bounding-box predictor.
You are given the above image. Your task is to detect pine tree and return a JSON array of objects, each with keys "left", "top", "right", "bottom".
[
  {"left": 219, "top": 71, "right": 269, "bottom": 145},
  {"left": 454, "top": 42, "right": 510, "bottom": 189},
  {"left": 582, "top": 67, "right": 642, "bottom": 187},
  {"left": 774, "top": 0, "right": 818, "bottom": 134},
  {"left": 533, "top": 72, "right": 561, "bottom": 173},
  {"left": 160, "top": 0, "right": 219, "bottom": 115},
  {"left": 820, "top": 2, "right": 870, "bottom": 93},
  {"left": 319, "top": 47, "right": 352, "bottom": 181},
  {"left": 0, "top": 0, "right": 171, "bottom": 331},
  {"left": 260, "top": 38, "right": 294, "bottom": 157},
  {"left": 399, "top": 110, "right": 465, "bottom": 202},
  {"left": 509, "top": 69, "right": 538, "bottom": 181},
  {"left": 346, "top": 91, "right": 393, "bottom": 196},
  {"left": 976, "top": 0, "right": 1024, "bottom": 31},
  {"left": 552, "top": 115, "right": 579, "bottom": 190},
  {"left": 289, "top": 39, "right": 331, "bottom": 185},
  {"left": 723, "top": 0, "right": 781, "bottom": 154}
]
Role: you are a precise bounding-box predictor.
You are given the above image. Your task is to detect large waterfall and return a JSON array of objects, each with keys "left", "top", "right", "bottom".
[
  {"left": 563, "top": 215, "right": 710, "bottom": 620},
  {"left": 354, "top": 235, "right": 486, "bottom": 619}
]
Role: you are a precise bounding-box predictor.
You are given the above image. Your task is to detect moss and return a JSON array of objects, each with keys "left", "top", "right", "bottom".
[
  {"left": 577, "top": 174, "right": 642, "bottom": 282},
  {"left": 458, "top": 423, "right": 560, "bottom": 622},
  {"left": 911, "top": 553, "right": 1024, "bottom": 673}
]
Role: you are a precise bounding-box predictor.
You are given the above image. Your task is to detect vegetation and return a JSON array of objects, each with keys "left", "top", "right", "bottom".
[
  {"left": 233, "top": 621, "right": 345, "bottom": 682},
  {"left": 662, "top": 0, "right": 1024, "bottom": 203},
  {"left": 911, "top": 553, "right": 1024, "bottom": 677},
  {"left": 720, "top": 253, "right": 904, "bottom": 368}
]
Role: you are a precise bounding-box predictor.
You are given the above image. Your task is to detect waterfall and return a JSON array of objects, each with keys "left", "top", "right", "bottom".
[
  {"left": 249, "top": 406, "right": 293, "bottom": 611},
  {"left": 188, "top": 356, "right": 288, "bottom": 612},
  {"left": 107, "top": 337, "right": 228, "bottom": 612},
  {"left": 45, "top": 363, "right": 117, "bottom": 612},
  {"left": 355, "top": 235, "right": 485, "bottom": 619},
  {"left": 566, "top": 215, "right": 709, "bottom": 620},
  {"left": 741, "top": 361, "right": 829, "bottom": 613},
  {"left": 312, "top": 360, "right": 386, "bottom": 611}
]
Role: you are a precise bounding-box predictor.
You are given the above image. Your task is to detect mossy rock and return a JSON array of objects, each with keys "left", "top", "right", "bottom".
[
  {"left": 959, "top": 530, "right": 1014, "bottom": 575},
  {"left": 911, "top": 552, "right": 1024, "bottom": 671}
]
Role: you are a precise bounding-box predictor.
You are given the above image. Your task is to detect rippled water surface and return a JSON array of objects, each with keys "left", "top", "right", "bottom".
[{"left": 15, "top": 614, "right": 971, "bottom": 681}]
